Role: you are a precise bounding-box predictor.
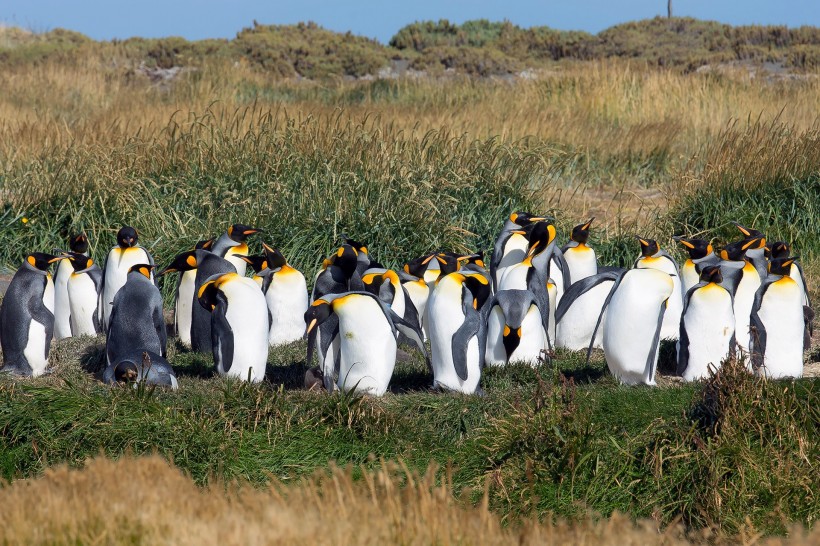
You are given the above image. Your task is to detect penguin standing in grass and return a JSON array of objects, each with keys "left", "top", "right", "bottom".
[
  {"left": 210, "top": 224, "right": 262, "bottom": 277},
  {"left": 484, "top": 289, "right": 548, "bottom": 367},
  {"left": 427, "top": 272, "right": 491, "bottom": 394},
  {"left": 490, "top": 211, "right": 546, "bottom": 291},
  {"left": 677, "top": 265, "right": 736, "bottom": 382},
  {"left": 588, "top": 268, "right": 674, "bottom": 386},
  {"left": 561, "top": 218, "right": 597, "bottom": 284},
  {"left": 100, "top": 226, "right": 154, "bottom": 330},
  {"left": 160, "top": 240, "right": 213, "bottom": 348},
  {"left": 717, "top": 237, "right": 763, "bottom": 353},
  {"left": 106, "top": 264, "right": 166, "bottom": 368},
  {"left": 750, "top": 257, "right": 806, "bottom": 379},
  {"left": 0, "top": 253, "right": 61, "bottom": 377},
  {"left": 53, "top": 233, "right": 89, "bottom": 340},
  {"left": 198, "top": 272, "right": 269, "bottom": 382},
  {"left": 673, "top": 236, "right": 718, "bottom": 295},
  {"left": 64, "top": 253, "right": 102, "bottom": 337},
  {"left": 634, "top": 237, "right": 682, "bottom": 340}
]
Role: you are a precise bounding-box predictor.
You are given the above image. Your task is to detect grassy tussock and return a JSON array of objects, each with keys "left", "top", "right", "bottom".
[{"left": 0, "top": 454, "right": 817, "bottom": 545}]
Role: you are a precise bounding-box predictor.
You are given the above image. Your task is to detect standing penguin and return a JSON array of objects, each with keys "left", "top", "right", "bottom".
[
  {"left": 198, "top": 272, "right": 269, "bottom": 382},
  {"left": 251, "top": 243, "right": 309, "bottom": 347},
  {"left": 106, "top": 264, "right": 166, "bottom": 368},
  {"left": 490, "top": 211, "right": 546, "bottom": 292},
  {"left": 595, "top": 268, "right": 674, "bottom": 385},
  {"left": 53, "top": 233, "right": 89, "bottom": 340},
  {"left": 634, "top": 237, "right": 682, "bottom": 340},
  {"left": 305, "top": 292, "right": 424, "bottom": 395},
  {"left": 160, "top": 239, "right": 214, "bottom": 348},
  {"left": 484, "top": 289, "right": 548, "bottom": 367},
  {"left": 677, "top": 265, "right": 736, "bottom": 381},
  {"left": 555, "top": 269, "right": 625, "bottom": 351},
  {"left": 427, "top": 272, "right": 491, "bottom": 394},
  {"left": 717, "top": 238, "right": 763, "bottom": 353},
  {"left": 769, "top": 241, "right": 811, "bottom": 307},
  {"left": 0, "top": 253, "right": 60, "bottom": 377},
  {"left": 99, "top": 226, "right": 154, "bottom": 330},
  {"left": 65, "top": 254, "right": 102, "bottom": 337},
  {"left": 561, "top": 218, "right": 597, "bottom": 284},
  {"left": 210, "top": 224, "right": 262, "bottom": 277},
  {"left": 750, "top": 257, "right": 806, "bottom": 379},
  {"left": 673, "top": 236, "right": 718, "bottom": 295}
]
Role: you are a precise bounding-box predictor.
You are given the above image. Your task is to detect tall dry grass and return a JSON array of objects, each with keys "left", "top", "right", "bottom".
[{"left": 0, "top": 455, "right": 816, "bottom": 545}]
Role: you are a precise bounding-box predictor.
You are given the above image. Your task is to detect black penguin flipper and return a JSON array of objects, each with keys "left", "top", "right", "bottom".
[
  {"left": 677, "top": 283, "right": 705, "bottom": 376},
  {"left": 748, "top": 281, "right": 773, "bottom": 372},
  {"left": 212, "top": 296, "right": 234, "bottom": 374},
  {"left": 645, "top": 300, "right": 668, "bottom": 382},
  {"left": 318, "top": 315, "right": 340, "bottom": 392},
  {"left": 555, "top": 270, "right": 621, "bottom": 324},
  {"left": 803, "top": 305, "right": 814, "bottom": 351},
  {"left": 451, "top": 289, "right": 482, "bottom": 382},
  {"left": 526, "top": 268, "right": 552, "bottom": 351},
  {"left": 260, "top": 272, "right": 273, "bottom": 294},
  {"left": 795, "top": 262, "right": 811, "bottom": 307},
  {"left": 154, "top": 301, "right": 167, "bottom": 358},
  {"left": 400, "top": 286, "right": 422, "bottom": 332},
  {"left": 390, "top": 309, "right": 429, "bottom": 370},
  {"left": 27, "top": 276, "right": 55, "bottom": 362},
  {"left": 585, "top": 271, "right": 627, "bottom": 366},
  {"left": 550, "top": 247, "right": 572, "bottom": 291},
  {"left": 490, "top": 231, "right": 511, "bottom": 292},
  {"left": 88, "top": 267, "right": 104, "bottom": 333}
]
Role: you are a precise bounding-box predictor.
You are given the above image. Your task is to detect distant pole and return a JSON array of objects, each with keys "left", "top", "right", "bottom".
[{"left": 667, "top": 0, "right": 673, "bottom": 18}]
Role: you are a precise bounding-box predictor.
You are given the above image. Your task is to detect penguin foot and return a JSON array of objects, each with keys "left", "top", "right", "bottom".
[
  {"left": 474, "top": 386, "right": 487, "bottom": 397},
  {"left": 304, "top": 366, "right": 324, "bottom": 391},
  {"left": 0, "top": 363, "right": 33, "bottom": 377}
]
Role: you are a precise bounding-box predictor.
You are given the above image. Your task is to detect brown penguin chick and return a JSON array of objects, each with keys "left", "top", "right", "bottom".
[{"left": 304, "top": 366, "right": 324, "bottom": 391}]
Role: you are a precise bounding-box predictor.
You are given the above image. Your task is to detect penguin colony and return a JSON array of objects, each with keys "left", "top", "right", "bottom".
[{"left": 0, "top": 216, "right": 813, "bottom": 393}]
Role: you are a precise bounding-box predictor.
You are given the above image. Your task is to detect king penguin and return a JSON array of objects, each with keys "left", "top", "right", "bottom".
[
  {"left": 484, "top": 289, "right": 548, "bottom": 367},
  {"left": 53, "top": 233, "right": 89, "bottom": 340},
  {"left": 0, "top": 252, "right": 61, "bottom": 377},
  {"left": 490, "top": 211, "right": 546, "bottom": 292},
  {"left": 253, "top": 243, "right": 309, "bottom": 347},
  {"left": 717, "top": 237, "right": 763, "bottom": 353},
  {"left": 595, "top": 268, "right": 674, "bottom": 386},
  {"left": 749, "top": 257, "right": 806, "bottom": 379},
  {"left": 427, "top": 272, "right": 491, "bottom": 394},
  {"left": 634, "top": 237, "right": 682, "bottom": 340},
  {"left": 64, "top": 253, "right": 102, "bottom": 337},
  {"left": 99, "top": 226, "right": 154, "bottom": 330},
  {"left": 198, "top": 272, "right": 269, "bottom": 382},
  {"left": 561, "top": 218, "right": 597, "bottom": 284},
  {"left": 105, "top": 264, "right": 166, "bottom": 368},
  {"left": 677, "top": 265, "right": 736, "bottom": 381},
  {"left": 673, "top": 236, "right": 718, "bottom": 295},
  {"left": 305, "top": 291, "right": 424, "bottom": 396},
  {"left": 210, "top": 224, "right": 262, "bottom": 277},
  {"left": 768, "top": 241, "right": 811, "bottom": 307}
]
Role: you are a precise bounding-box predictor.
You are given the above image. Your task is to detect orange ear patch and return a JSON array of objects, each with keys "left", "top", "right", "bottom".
[
  {"left": 139, "top": 267, "right": 152, "bottom": 279},
  {"left": 27, "top": 256, "right": 36, "bottom": 267},
  {"left": 186, "top": 255, "right": 197, "bottom": 268}
]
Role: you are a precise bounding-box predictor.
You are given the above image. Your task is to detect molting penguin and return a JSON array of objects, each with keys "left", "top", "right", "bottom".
[
  {"left": 210, "top": 224, "right": 262, "bottom": 277},
  {"left": 490, "top": 211, "right": 546, "bottom": 292},
  {"left": 427, "top": 272, "right": 491, "bottom": 394},
  {"left": 749, "top": 257, "right": 806, "bottom": 379},
  {"left": 673, "top": 236, "right": 718, "bottom": 295},
  {"left": 105, "top": 264, "right": 166, "bottom": 368},
  {"left": 198, "top": 272, "right": 269, "bottom": 382},
  {"left": 0, "top": 253, "right": 60, "bottom": 377},
  {"left": 64, "top": 253, "right": 102, "bottom": 337},
  {"left": 561, "top": 218, "right": 597, "bottom": 284},
  {"left": 677, "top": 265, "right": 736, "bottom": 381},
  {"left": 591, "top": 268, "right": 674, "bottom": 385},
  {"left": 53, "top": 233, "right": 89, "bottom": 340},
  {"left": 100, "top": 226, "right": 154, "bottom": 330},
  {"left": 484, "top": 289, "right": 548, "bottom": 367},
  {"left": 634, "top": 237, "right": 682, "bottom": 340},
  {"left": 555, "top": 269, "right": 625, "bottom": 351},
  {"left": 717, "top": 237, "right": 763, "bottom": 353},
  {"left": 305, "top": 291, "right": 424, "bottom": 395},
  {"left": 103, "top": 350, "right": 178, "bottom": 390}
]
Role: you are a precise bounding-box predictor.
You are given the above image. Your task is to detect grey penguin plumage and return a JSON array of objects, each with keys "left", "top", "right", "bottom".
[
  {"left": 105, "top": 264, "right": 166, "bottom": 368},
  {"left": 0, "top": 253, "right": 60, "bottom": 377},
  {"left": 484, "top": 289, "right": 548, "bottom": 366},
  {"left": 103, "top": 350, "right": 178, "bottom": 389},
  {"left": 189, "top": 251, "right": 236, "bottom": 353}
]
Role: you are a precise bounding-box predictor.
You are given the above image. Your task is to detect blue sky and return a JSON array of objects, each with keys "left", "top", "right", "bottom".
[{"left": 3, "top": 1, "right": 819, "bottom": 43}]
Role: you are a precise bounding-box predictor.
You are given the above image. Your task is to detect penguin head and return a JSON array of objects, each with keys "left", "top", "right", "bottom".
[
  {"left": 116, "top": 226, "right": 138, "bottom": 248},
  {"left": 526, "top": 221, "right": 557, "bottom": 258},
  {"left": 733, "top": 221, "right": 766, "bottom": 245},
  {"left": 768, "top": 241, "right": 790, "bottom": 260},
  {"left": 69, "top": 233, "right": 89, "bottom": 254},
  {"left": 509, "top": 211, "right": 547, "bottom": 227},
  {"left": 460, "top": 273, "right": 491, "bottom": 311},
  {"left": 457, "top": 251, "right": 485, "bottom": 269},
  {"left": 343, "top": 237, "right": 368, "bottom": 256},
  {"left": 636, "top": 237, "right": 659, "bottom": 258},
  {"left": 197, "top": 278, "right": 226, "bottom": 312},
  {"left": 127, "top": 264, "right": 154, "bottom": 280},
  {"left": 160, "top": 251, "right": 200, "bottom": 275},
  {"left": 502, "top": 324, "right": 523, "bottom": 361},
  {"left": 227, "top": 224, "right": 262, "bottom": 243},
  {"left": 362, "top": 270, "right": 399, "bottom": 304},
  {"left": 329, "top": 245, "right": 360, "bottom": 278},
  {"left": 261, "top": 243, "right": 288, "bottom": 271},
  {"left": 195, "top": 238, "right": 214, "bottom": 251},
  {"left": 435, "top": 253, "right": 460, "bottom": 277},
  {"left": 698, "top": 264, "right": 723, "bottom": 285},
  {"left": 65, "top": 253, "right": 95, "bottom": 272},
  {"left": 570, "top": 218, "right": 595, "bottom": 244},
  {"left": 239, "top": 255, "right": 269, "bottom": 274},
  {"left": 673, "top": 236, "right": 712, "bottom": 260},
  {"left": 25, "top": 252, "right": 61, "bottom": 272},
  {"left": 403, "top": 254, "right": 432, "bottom": 278},
  {"left": 769, "top": 256, "right": 798, "bottom": 276},
  {"left": 304, "top": 299, "right": 334, "bottom": 337},
  {"left": 720, "top": 236, "right": 764, "bottom": 262}
]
